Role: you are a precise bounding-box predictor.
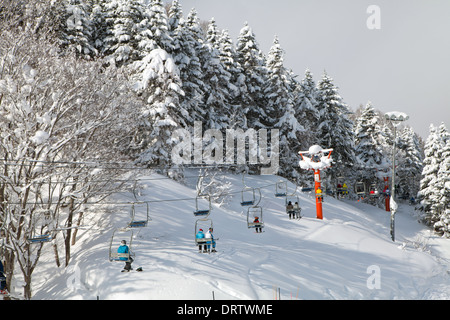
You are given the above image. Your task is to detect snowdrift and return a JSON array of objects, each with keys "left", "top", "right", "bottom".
[{"left": 29, "top": 171, "right": 450, "bottom": 300}]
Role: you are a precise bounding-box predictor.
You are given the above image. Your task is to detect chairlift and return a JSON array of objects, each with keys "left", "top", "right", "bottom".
[
  {"left": 275, "top": 180, "right": 287, "bottom": 197},
  {"left": 27, "top": 233, "right": 52, "bottom": 244},
  {"left": 240, "top": 172, "right": 258, "bottom": 206},
  {"left": 128, "top": 202, "right": 150, "bottom": 228},
  {"left": 336, "top": 176, "right": 348, "bottom": 197},
  {"left": 193, "top": 195, "right": 211, "bottom": 217},
  {"left": 195, "top": 218, "right": 213, "bottom": 247},
  {"left": 285, "top": 182, "right": 302, "bottom": 218},
  {"left": 247, "top": 206, "right": 264, "bottom": 231},
  {"left": 355, "top": 181, "right": 366, "bottom": 196},
  {"left": 109, "top": 228, "right": 134, "bottom": 262},
  {"left": 241, "top": 186, "right": 255, "bottom": 206},
  {"left": 368, "top": 183, "right": 379, "bottom": 197},
  {"left": 285, "top": 196, "right": 302, "bottom": 218}
]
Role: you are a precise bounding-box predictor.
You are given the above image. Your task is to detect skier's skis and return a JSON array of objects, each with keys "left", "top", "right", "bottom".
[{"left": 121, "top": 267, "right": 143, "bottom": 272}]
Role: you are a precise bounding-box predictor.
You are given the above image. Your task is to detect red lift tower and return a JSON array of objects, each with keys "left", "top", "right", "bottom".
[{"left": 298, "top": 145, "right": 333, "bottom": 220}]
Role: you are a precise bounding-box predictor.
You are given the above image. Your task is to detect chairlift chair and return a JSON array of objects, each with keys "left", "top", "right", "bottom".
[
  {"left": 128, "top": 202, "right": 150, "bottom": 228},
  {"left": 368, "top": 183, "right": 379, "bottom": 197},
  {"left": 27, "top": 233, "right": 52, "bottom": 244},
  {"left": 336, "top": 176, "right": 348, "bottom": 197},
  {"left": 109, "top": 228, "right": 134, "bottom": 262},
  {"left": 285, "top": 195, "right": 301, "bottom": 218},
  {"left": 355, "top": 181, "right": 366, "bottom": 196},
  {"left": 195, "top": 218, "right": 213, "bottom": 247},
  {"left": 241, "top": 186, "right": 255, "bottom": 206},
  {"left": 275, "top": 180, "right": 287, "bottom": 197},
  {"left": 247, "top": 206, "right": 264, "bottom": 231},
  {"left": 193, "top": 195, "right": 211, "bottom": 217}
]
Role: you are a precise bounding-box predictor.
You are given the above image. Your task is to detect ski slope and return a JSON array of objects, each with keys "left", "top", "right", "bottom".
[{"left": 30, "top": 171, "right": 450, "bottom": 300}]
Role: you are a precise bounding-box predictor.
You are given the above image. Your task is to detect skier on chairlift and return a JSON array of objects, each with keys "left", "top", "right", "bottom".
[
  {"left": 196, "top": 229, "right": 207, "bottom": 253},
  {"left": 118, "top": 240, "right": 133, "bottom": 272},
  {"left": 286, "top": 201, "right": 295, "bottom": 219},
  {"left": 293, "top": 201, "right": 301, "bottom": 219},
  {"left": 253, "top": 216, "right": 262, "bottom": 233},
  {"left": 205, "top": 228, "right": 217, "bottom": 253}
]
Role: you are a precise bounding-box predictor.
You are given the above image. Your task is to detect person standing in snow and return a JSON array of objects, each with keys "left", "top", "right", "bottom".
[
  {"left": 118, "top": 240, "right": 133, "bottom": 272},
  {"left": 205, "top": 228, "right": 217, "bottom": 253}
]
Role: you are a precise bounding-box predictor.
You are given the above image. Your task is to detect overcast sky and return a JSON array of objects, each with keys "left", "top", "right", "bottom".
[{"left": 172, "top": 0, "right": 450, "bottom": 139}]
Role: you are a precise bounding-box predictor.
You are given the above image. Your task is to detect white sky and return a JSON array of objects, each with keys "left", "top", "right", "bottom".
[{"left": 172, "top": 0, "right": 450, "bottom": 139}]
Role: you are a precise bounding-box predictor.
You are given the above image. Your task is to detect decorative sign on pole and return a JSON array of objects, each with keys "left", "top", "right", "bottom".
[{"left": 298, "top": 145, "right": 333, "bottom": 219}]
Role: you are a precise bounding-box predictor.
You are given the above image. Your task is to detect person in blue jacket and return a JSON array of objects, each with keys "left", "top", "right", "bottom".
[
  {"left": 118, "top": 240, "right": 133, "bottom": 272},
  {"left": 196, "top": 229, "right": 207, "bottom": 253}
]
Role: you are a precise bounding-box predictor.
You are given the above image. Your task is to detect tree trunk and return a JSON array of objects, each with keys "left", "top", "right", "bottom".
[{"left": 71, "top": 211, "right": 84, "bottom": 246}]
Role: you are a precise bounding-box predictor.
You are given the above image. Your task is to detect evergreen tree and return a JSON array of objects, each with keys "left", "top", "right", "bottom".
[
  {"left": 91, "top": 0, "right": 107, "bottom": 51},
  {"left": 430, "top": 123, "right": 450, "bottom": 234},
  {"left": 167, "top": 0, "right": 182, "bottom": 35},
  {"left": 417, "top": 124, "right": 443, "bottom": 225},
  {"left": 263, "top": 36, "right": 303, "bottom": 177},
  {"left": 315, "top": 71, "right": 355, "bottom": 180},
  {"left": 195, "top": 16, "right": 232, "bottom": 130},
  {"left": 297, "top": 69, "right": 319, "bottom": 147},
  {"left": 353, "top": 102, "right": 385, "bottom": 191},
  {"left": 138, "top": 0, "right": 173, "bottom": 55},
  {"left": 101, "top": 0, "right": 145, "bottom": 67},
  {"left": 169, "top": 14, "right": 205, "bottom": 127},
  {"left": 397, "top": 126, "right": 423, "bottom": 199},
  {"left": 434, "top": 136, "right": 450, "bottom": 237},
  {"left": 354, "top": 102, "right": 384, "bottom": 165},
  {"left": 184, "top": 8, "right": 211, "bottom": 126},
  {"left": 60, "top": 0, "right": 97, "bottom": 59},
  {"left": 217, "top": 29, "right": 244, "bottom": 127},
  {"left": 132, "top": 48, "right": 187, "bottom": 167},
  {"left": 235, "top": 22, "right": 267, "bottom": 130}
]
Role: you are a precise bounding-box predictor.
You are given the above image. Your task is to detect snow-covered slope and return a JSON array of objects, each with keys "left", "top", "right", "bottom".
[{"left": 30, "top": 171, "right": 450, "bottom": 300}]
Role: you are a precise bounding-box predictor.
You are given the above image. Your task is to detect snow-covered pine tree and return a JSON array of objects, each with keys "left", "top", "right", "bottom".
[
  {"left": 396, "top": 126, "right": 423, "bottom": 199},
  {"left": 429, "top": 123, "right": 450, "bottom": 234},
  {"left": 434, "top": 135, "right": 450, "bottom": 237},
  {"left": 167, "top": 0, "right": 182, "bottom": 33},
  {"left": 168, "top": 2, "right": 205, "bottom": 128},
  {"left": 138, "top": 0, "right": 173, "bottom": 55},
  {"left": 235, "top": 22, "right": 268, "bottom": 130},
  {"left": 185, "top": 8, "right": 214, "bottom": 127},
  {"left": 217, "top": 29, "right": 244, "bottom": 128},
  {"left": 263, "top": 36, "right": 303, "bottom": 177},
  {"left": 296, "top": 69, "right": 319, "bottom": 148},
  {"left": 198, "top": 17, "right": 232, "bottom": 131},
  {"left": 90, "top": 0, "right": 107, "bottom": 51},
  {"left": 353, "top": 102, "right": 385, "bottom": 188},
  {"left": 315, "top": 71, "right": 355, "bottom": 182},
  {"left": 60, "top": 0, "right": 97, "bottom": 59},
  {"left": 354, "top": 102, "right": 383, "bottom": 166},
  {"left": 417, "top": 124, "right": 444, "bottom": 226},
  {"left": 101, "top": 0, "right": 145, "bottom": 67},
  {"left": 132, "top": 48, "right": 187, "bottom": 168}
]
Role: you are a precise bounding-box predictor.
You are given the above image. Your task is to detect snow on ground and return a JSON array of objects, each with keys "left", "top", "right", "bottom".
[{"left": 29, "top": 171, "right": 450, "bottom": 300}]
